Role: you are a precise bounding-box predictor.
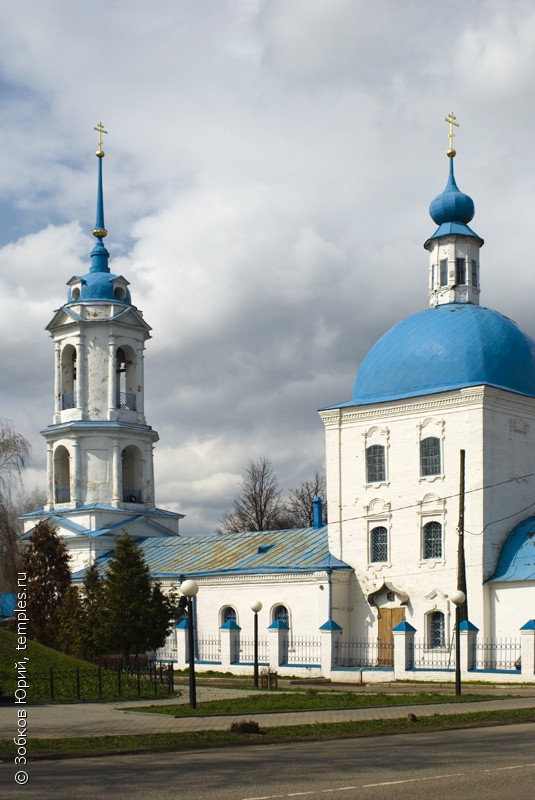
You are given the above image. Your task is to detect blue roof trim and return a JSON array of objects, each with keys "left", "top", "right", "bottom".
[
  {"left": 268, "top": 619, "right": 289, "bottom": 630},
  {"left": 319, "top": 619, "right": 342, "bottom": 631},
  {"left": 520, "top": 619, "right": 535, "bottom": 631},
  {"left": 392, "top": 621, "right": 416, "bottom": 632},
  {"left": 21, "top": 503, "right": 182, "bottom": 520},
  {"left": 220, "top": 620, "right": 241, "bottom": 630},
  {"left": 425, "top": 221, "right": 483, "bottom": 246},
  {"left": 459, "top": 620, "right": 479, "bottom": 632},
  {"left": 486, "top": 516, "right": 535, "bottom": 582},
  {"left": 41, "top": 420, "right": 157, "bottom": 435}
]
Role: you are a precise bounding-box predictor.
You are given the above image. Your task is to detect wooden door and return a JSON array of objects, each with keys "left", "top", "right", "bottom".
[{"left": 377, "top": 607, "right": 405, "bottom": 666}]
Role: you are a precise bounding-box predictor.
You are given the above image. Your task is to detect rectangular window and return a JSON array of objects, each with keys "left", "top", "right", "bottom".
[
  {"left": 455, "top": 257, "right": 466, "bottom": 285},
  {"left": 471, "top": 259, "right": 477, "bottom": 287},
  {"left": 423, "top": 521, "right": 443, "bottom": 559},
  {"left": 439, "top": 259, "right": 448, "bottom": 286},
  {"left": 366, "top": 445, "right": 386, "bottom": 483},
  {"left": 420, "top": 437, "right": 441, "bottom": 477},
  {"left": 371, "top": 527, "right": 388, "bottom": 562}
]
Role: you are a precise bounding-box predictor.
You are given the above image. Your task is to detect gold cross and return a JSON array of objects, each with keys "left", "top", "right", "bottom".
[
  {"left": 94, "top": 121, "right": 108, "bottom": 157},
  {"left": 445, "top": 111, "right": 459, "bottom": 157}
]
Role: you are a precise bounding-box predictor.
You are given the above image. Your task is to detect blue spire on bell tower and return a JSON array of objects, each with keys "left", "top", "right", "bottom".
[
  {"left": 90, "top": 121, "right": 110, "bottom": 273},
  {"left": 65, "top": 123, "right": 132, "bottom": 305}
]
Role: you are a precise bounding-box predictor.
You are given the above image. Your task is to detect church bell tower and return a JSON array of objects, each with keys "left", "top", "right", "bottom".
[{"left": 23, "top": 124, "right": 181, "bottom": 571}]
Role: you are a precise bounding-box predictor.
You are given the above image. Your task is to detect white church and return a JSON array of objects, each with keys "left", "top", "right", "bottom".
[{"left": 22, "top": 119, "right": 535, "bottom": 683}]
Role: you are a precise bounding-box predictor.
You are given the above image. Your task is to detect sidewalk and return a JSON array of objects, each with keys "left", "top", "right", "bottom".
[{"left": 1, "top": 685, "right": 535, "bottom": 739}]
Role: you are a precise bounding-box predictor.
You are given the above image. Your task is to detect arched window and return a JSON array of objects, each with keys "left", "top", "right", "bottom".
[
  {"left": 420, "top": 437, "right": 441, "bottom": 477},
  {"left": 429, "top": 611, "right": 445, "bottom": 648},
  {"left": 116, "top": 346, "right": 137, "bottom": 411},
  {"left": 366, "top": 445, "right": 386, "bottom": 483},
  {"left": 121, "top": 445, "right": 143, "bottom": 503},
  {"left": 221, "top": 606, "right": 237, "bottom": 625},
  {"left": 61, "top": 344, "right": 77, "bottom": 410},
  {"left": 54, "top": 445, "right": 71, "bottom": 503},
  {"left": 273, "top": 605, "right": 289, "bottom": 626},
  {"left": 370, "top": 526, "right": 388, "bottom": 563},
  {"left": 423, "top": 521, "right": 442, "bottom": 559}
]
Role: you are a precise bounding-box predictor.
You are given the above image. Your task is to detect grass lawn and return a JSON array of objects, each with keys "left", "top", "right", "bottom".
[
  {"left": 0, "top": 706, "right": 533, "bottom": 759},
  {"left": 127, "top": 689, "right": 502, "bottom": 716},
  {"left": 0, "top": 628, "right": 171, "bottom": 703}
]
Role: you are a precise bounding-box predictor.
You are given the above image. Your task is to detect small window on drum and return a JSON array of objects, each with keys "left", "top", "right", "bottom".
[
  {"left": 71, "top": 287, "right": 80, "bottom": 300},
  {"left": 114, "top": 286, "right": 126, "bottom": 300}
]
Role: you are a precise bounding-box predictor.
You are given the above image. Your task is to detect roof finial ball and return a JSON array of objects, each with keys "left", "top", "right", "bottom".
[{"left": 445, "top": 111, "right": 459, "bottom": 158}]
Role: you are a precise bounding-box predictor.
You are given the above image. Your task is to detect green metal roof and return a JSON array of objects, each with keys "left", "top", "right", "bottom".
[{"left": 72, "top": 525, "right": 351, "bottom": 581}]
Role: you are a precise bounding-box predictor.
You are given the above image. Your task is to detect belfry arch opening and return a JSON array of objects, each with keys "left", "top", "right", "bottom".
[
  {"left": 54, "top": 445, "right": 71, "bottom": 503},
  {"left": 61, "top": 344, "right": 77, "bottom": 410},
  {"left": 121, "top": 445, "right": 143, "bottom": 503},
  {"left": 116, "top": 346, "right": 137, "bottom": 411}
]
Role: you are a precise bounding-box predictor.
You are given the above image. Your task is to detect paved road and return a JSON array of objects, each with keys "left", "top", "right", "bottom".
[{"left": 1, "top": 723, "right": 535, "bottom": 799}]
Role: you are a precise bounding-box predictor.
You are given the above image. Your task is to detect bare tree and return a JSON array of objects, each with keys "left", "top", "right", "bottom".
[
  {"left": 286, "top": 471, "right": 327, "bottom": 527},
  {"left": 217, "top": 457, "right": 288, "bottom": 533},
  {"left": 0, "top": 419, "right": 31, "bottom": 592}
]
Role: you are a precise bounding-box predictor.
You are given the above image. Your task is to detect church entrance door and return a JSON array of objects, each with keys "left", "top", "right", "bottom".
[{"left": 377, "top": 607, "right": 405, "bottom": 667}]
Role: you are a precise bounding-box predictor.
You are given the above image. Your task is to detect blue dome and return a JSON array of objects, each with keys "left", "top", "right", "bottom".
[
  {"left": 487, "top": 516, "right": 535, "bottom": 582},
  {"left": 350, "top": 304, "right": 535, "bottom": 405},
  {"left": 429, "top": 158, "right": 474, "bottom": 225},
  {"left": 67, "top": 270, "right": 131, "bottom": 304}
]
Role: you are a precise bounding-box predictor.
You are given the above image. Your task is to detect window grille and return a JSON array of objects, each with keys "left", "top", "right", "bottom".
[
  {"left": 366, "top": 444, "right": 386, "bottom": 483},
  {"left": 423, "top": 521, "right": 442, "bottom": 559},
  {"left": 429, "top": 611, "right": 445, "bottom": 648},
  {"left": 371, "top": 526, "right": 388, "bottom": 562},
  {"left": 61, "top": 392, "right": 77, "bottom": 410},
  {"left": 222, "top": 606, "right": 237, "bottom": 625},
  {"left": 420, "top": 437, "right": 441, "bottom": 476},
  {"left": 273, "top": 605, "right": 289, "bottom": 626}
]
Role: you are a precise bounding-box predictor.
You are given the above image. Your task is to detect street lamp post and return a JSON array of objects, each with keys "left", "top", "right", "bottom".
[
  {"left": 451, "top": 589, "right": 466, "bottom": 697},
  {"left": 250, "top": 600, "right": 262, "bottom": 688},
  {"left": 180, "top": 579, "right": 199, "bottom": 709}
]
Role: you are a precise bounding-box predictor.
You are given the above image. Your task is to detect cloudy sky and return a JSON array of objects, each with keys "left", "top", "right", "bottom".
[{"left": 1, "top": 0, "right": 535, "bottom": 534}]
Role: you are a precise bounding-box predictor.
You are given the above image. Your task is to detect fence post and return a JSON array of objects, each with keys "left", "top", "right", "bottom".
[
  {"left": 268, "top": 620, "right": 288, "bottom": 667},
  {"left": 219, "top": 620, "right": 240, "bottom": 668},
  {"left": 392, "top": 621, "right": 416, "bottom": 678},
  {"left": 175, "top": 620, "right": 189, "bottom": 667},
  {"left": 459, "top": 620, "right": 479, "bottom": 675},
  {"left": 319, "top": 620, "right": 342, "bottom": 677},
  {"left": 520, "top": 620, "right": 535, "bottom": 678}
]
